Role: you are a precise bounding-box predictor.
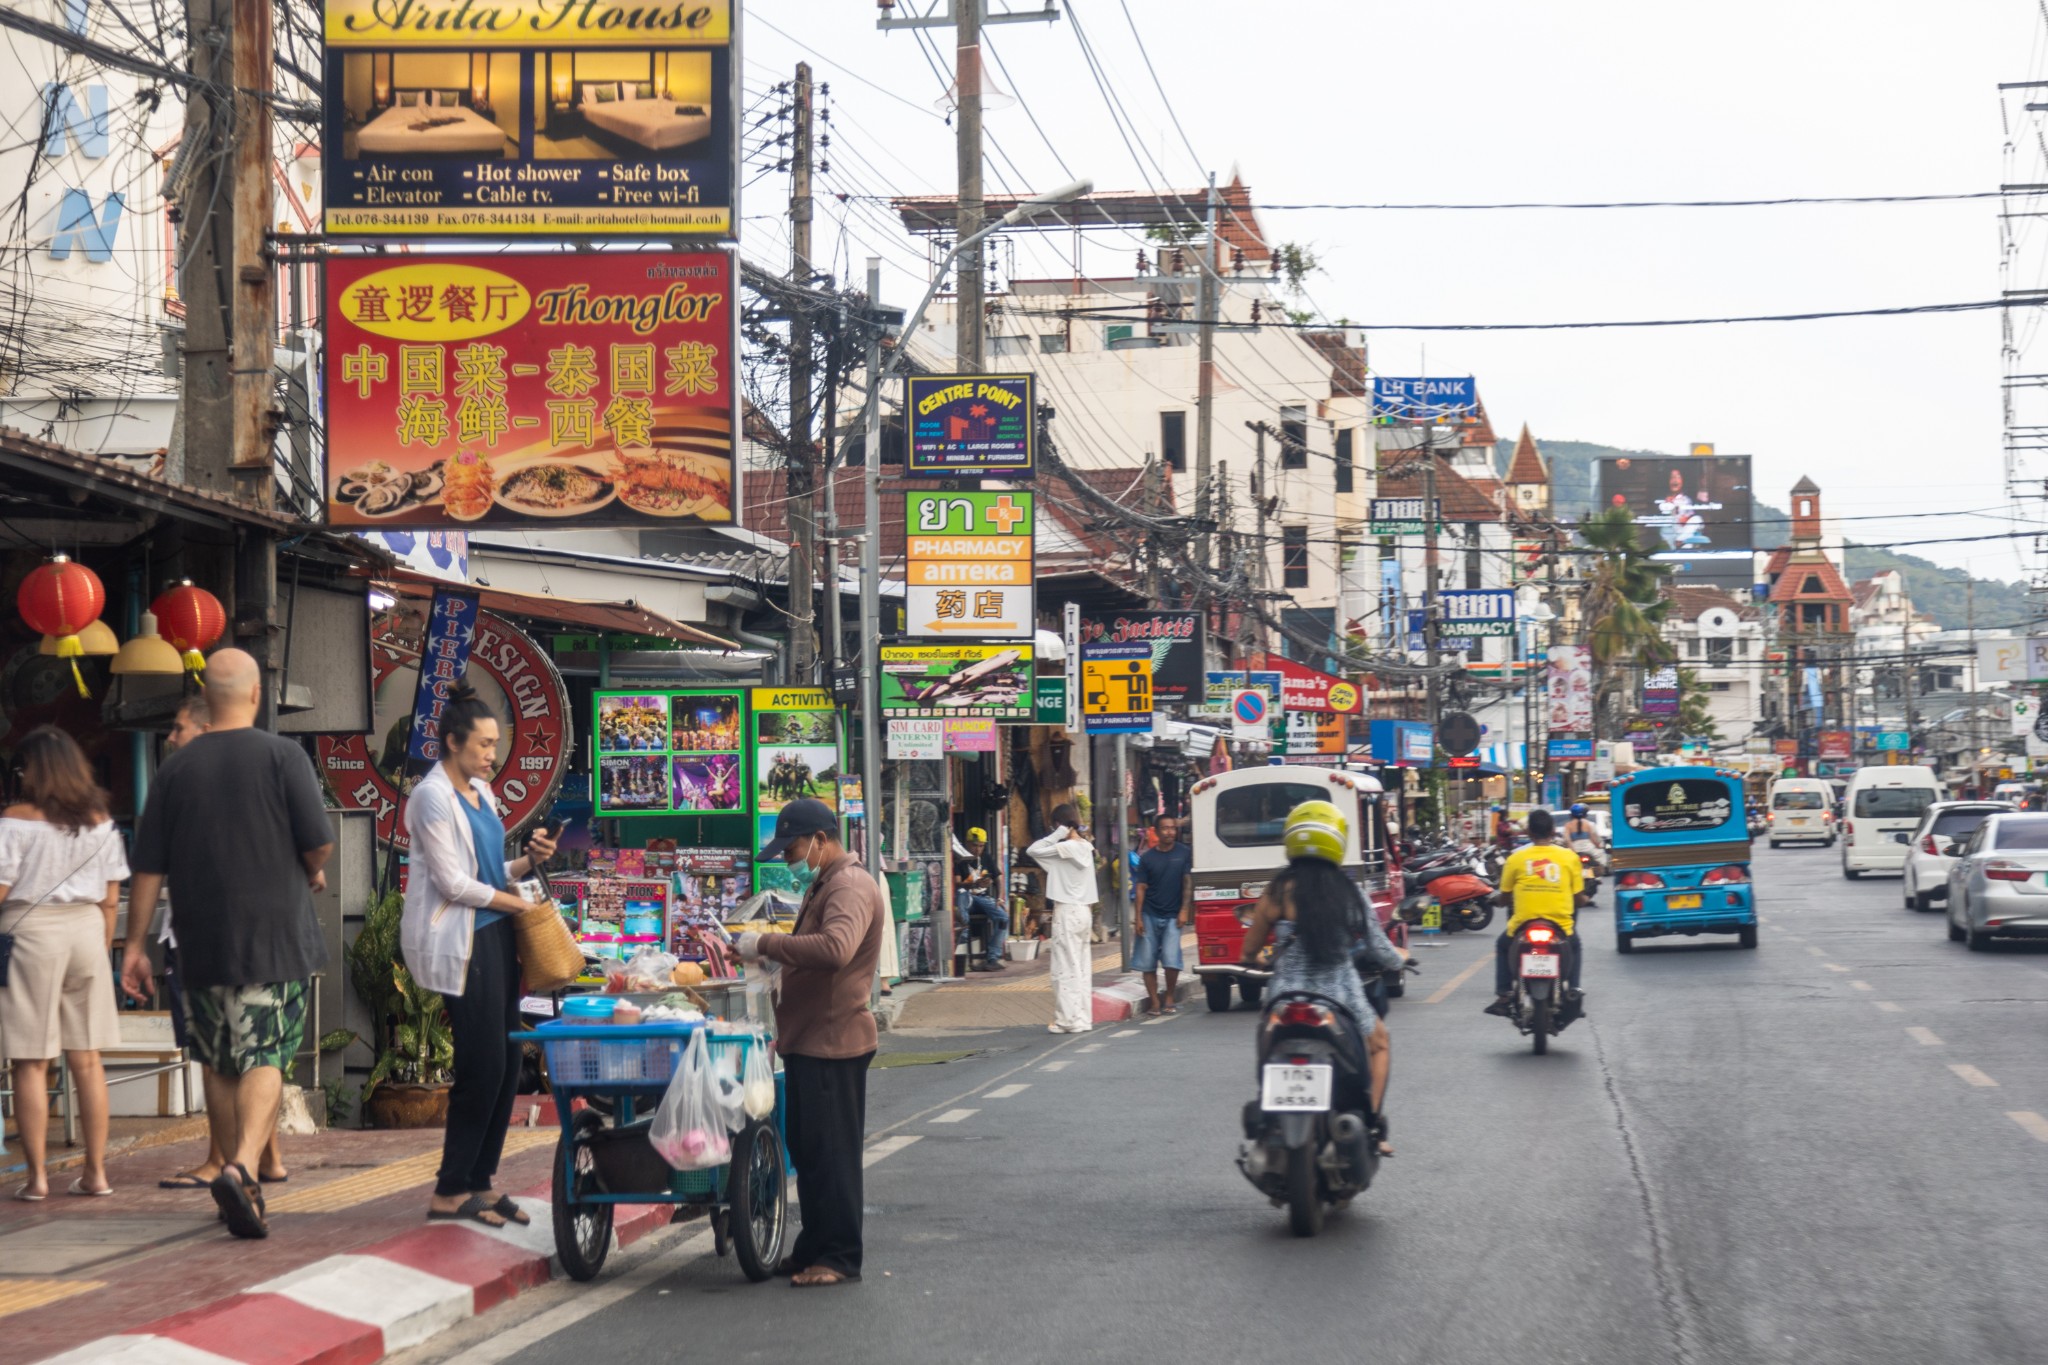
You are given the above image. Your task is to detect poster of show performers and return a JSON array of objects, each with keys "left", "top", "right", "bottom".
[
  {"left": 323, "top": 251, "right": 737, "bottom": 529},
  {"left": 1547, "top": 645, "right": 1593, "bottom": 732},
  {"left": 322, "top": 0, "right": 736, "bottom": 238}
]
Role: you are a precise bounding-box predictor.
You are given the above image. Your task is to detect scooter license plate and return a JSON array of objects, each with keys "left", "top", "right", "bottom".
[
  {"left": 1669, "top": 893, "right": 1703, "bottom": 909},
  {"left": 1261, "top": 1064, "right": 1333, "bottom": 1112},
  {"left": 1521, "top": 953, "right": 1560, "bottom": 978}
]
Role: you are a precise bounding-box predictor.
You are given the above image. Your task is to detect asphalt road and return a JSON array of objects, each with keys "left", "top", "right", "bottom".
[{"left": 405, "top": 844, "right": 2048, "bottom": 1365}]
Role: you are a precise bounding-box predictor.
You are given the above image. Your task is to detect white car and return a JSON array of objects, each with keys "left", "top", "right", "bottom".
[{"left": 1902, "top": 801, "right": 2012, "bottom": 912}]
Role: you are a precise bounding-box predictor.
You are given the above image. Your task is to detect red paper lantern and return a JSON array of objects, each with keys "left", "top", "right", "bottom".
[
  {"left": 17, "top": 555, "right": 105, "bottom": 696},
  {"left": 151, "top": 580, "right": 227, "bottom": 676}
]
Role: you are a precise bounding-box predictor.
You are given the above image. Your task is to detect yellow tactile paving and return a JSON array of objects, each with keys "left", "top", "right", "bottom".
[
  {"left": 0, "top": 1278, "right": 101, "bottom": 1319},
  {"left": 267, "top": 1130, "right": 554, "bottom": 1214}
]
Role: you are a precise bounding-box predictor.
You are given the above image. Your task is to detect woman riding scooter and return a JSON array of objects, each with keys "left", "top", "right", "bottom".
[{"left": 1239, "top": 801, "right": 1410, "bottom": 1154}]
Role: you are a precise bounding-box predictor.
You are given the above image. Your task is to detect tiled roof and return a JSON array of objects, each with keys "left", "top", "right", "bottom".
[
  {"left": 1791, "top": 474, "right": 1821, "bottom": 495},
  {"left": 1668, "top": 585, "right": 1744, "bottom": 621},
  {"left": 1375, "top": 456, "right": 1507, "bottom": 522},
  {"left": 1303, "top": 332, "right": 1369, "bottom": 399},
  {"left": 1769, "top": 552, "right": 1854, "bottom": 604},
  {"left": 1506, "top": 424, "right": 1548, "bottom": 484}
]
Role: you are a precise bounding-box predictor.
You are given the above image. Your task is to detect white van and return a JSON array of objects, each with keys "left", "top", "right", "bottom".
[
  {"left": 1767, "top": 778, "right": 1835, "bottom": 848},
  {"left": 1841, "top": 765, "right": 1942, "bottom": 878}
]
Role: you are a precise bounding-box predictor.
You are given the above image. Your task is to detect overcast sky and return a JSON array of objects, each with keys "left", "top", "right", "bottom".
[{"left": 745, "top": 1, "right": 2043, "bottom": 584}]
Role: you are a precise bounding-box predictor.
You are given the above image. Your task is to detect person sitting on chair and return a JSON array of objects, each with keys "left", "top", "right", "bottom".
[{"left": 953, "top": 826, "right": 1008, "bottom": 972}]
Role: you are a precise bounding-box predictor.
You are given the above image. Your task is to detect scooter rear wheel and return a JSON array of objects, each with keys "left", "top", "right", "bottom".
[
  {"left": 1531, "top": 999, "right": 1552, "bottom": 1054},
  {"left": 1285, "top": 1145, "right": 1323, "bottom": 1237}
]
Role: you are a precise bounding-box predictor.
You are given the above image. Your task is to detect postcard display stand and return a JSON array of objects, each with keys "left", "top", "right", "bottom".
[{"left": 589, "top": 687, "right": 844, "bottom": 964}]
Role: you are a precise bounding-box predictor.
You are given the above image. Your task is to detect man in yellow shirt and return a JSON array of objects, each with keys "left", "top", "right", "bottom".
[{"left": 1484, "top": 808, "right": 1587, "bottom": 1016}]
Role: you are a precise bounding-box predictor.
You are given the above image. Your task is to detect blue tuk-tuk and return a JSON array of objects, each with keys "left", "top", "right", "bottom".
[{"left": 1609, "top": 766, "right": 1756, "bottom": 952}]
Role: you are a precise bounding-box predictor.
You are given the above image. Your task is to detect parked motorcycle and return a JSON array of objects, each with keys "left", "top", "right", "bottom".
[
  {"left": 1398, "top": 862, "right": 1498, "bottom": 933},
  {"left": 1498, "top": 918, "right": 1582, "bottom": 1054},
  {"left": 1237, "top": 969, "right": 1384, "bottom": 1237}
]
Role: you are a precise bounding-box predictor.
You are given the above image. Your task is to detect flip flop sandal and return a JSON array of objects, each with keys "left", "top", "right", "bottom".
[
  {"left": 158, "top": 1172, "right": 212, "bottom": 1189},
  {"left": 490, "top": 1195, "right": 531, "bottom": 1226},
  {"left": 258, "top": 1172, "right": 290, "bottom": 1184},
  {"left": 426, "top": 1193, "right": 506, "bottom": 1227},
  {"left": 210, "top": 1164, "right": 269, "bottom": 1240},
  {"left": 12, "top": 1184, "right": 44, "bottom": 1202},
  {"left": 772, "top": 1256, "right": 806, "bottom": 1278},
  {"left": 790, "top": 1267, "right": 860, "bottom": 1288},
  {"left": 69, "top": 1178, "right": 113, "bottom": 1197}
]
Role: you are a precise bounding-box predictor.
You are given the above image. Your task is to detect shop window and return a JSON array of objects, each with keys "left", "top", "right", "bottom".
[
  {"left": 1464, "top": 540, "right": 1482, "bottom": 590},
  {"left": 1039, "top": 332, "right": 1067, "bottom": 354},
  {"left": 990, "top": 334, "right": 1030, "bottom": 356},
  {"left": 1280, "top": 404, "right": 1308, "bottom": 469},
  {"left": 1282, "top": 525, "right": 1309, "bottom": 588},
  {"left": 1335, "top": 427, "right": 1353, "bottom": 493},
  {"left": 1707, "top": 638, "right": 1733, "bottom": 665},
  {"left": 1104, "top": 323, "right": 1133, "bottom": 346},
  {"left": 1160, "top": 410, "right": 1186, "bottom": 472}
]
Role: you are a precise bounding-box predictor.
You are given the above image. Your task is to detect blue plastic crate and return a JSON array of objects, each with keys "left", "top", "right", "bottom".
[{"left": 530, "top": 1020, "right": 771, "bottom": 1096}]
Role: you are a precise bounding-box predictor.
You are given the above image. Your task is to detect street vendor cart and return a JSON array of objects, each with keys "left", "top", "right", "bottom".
[{"left": 525, "top": 1009, "right": 787, "bottom": 1282}]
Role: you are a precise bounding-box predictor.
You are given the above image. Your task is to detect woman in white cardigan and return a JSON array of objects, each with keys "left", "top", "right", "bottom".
[{"left": 400, "top": 687, "right": 556, "bottom": 1228}]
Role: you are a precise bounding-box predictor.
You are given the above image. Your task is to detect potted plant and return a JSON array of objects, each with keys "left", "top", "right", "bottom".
[{"left": 348, "top": 889, "right": 456, "bottom": 1128}]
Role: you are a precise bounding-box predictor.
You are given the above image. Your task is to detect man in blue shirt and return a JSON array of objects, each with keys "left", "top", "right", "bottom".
[{"left": 1132, "top": 813, "right": 1194, "bottom": 1015}]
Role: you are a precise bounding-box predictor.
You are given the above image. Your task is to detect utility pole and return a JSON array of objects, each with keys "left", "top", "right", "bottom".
[
  {"left": 1246, "top": 420, "right": 1270, "bottom": 654},
  {"left": 1422, "top": 425, "right": 1442, "bottom": 739},
  {"left": 954, "top": 0, "right": 983, "bottom": 371},
  {"left": 1142, "top": 457, "right": 1163, "bottom": 601},
  {"left": 822, "top": 323, "right": 844, "bottom": 672},
  {"left": 786, "top": 63, "right": 818, "bottom": 683},
  {"left": 1194, "top": 173, "right": 1219, "bottom": 585},
  {"left": 860, "top": 258, "right": 886, "bottom": 878}
]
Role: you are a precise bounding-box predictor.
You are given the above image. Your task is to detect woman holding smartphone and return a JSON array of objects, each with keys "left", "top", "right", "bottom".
[{"left": 400, "top": 686, "right": 557, "bottom": 1228}]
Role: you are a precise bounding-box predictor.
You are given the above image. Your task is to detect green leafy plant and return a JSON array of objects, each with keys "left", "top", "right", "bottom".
[
  {"left": 365, "top": 965, "right": 455, "bottom": 1091},
  {"left": 1271, "top": 242, "right": 1321, "bottom": 295},
  {"left": 324, "top": 1080, "right": 360, "bottom": 1129}
]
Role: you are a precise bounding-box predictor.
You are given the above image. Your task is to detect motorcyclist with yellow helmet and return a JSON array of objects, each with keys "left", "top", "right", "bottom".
[{"left": 1239, "top": 800, "right": 1410, "bottom": 1150}]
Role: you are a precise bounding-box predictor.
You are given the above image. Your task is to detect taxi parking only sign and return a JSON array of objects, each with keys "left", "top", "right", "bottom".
[{"left": 1081, "top": 643, "right": 1153, "bottom": 734}]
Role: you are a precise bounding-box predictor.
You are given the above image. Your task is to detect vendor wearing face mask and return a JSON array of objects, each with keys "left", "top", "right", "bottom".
[{"left": 734, "top": 798, "right": 884, "bottom": 1288}]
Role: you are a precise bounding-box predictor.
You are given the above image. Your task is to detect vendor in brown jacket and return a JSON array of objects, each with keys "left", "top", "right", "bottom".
[{"left": 736, "top": 797, "right": 883, "bottom": 1288}]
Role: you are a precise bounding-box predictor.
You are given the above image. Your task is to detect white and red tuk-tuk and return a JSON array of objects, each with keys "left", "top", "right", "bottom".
[{"left": 1188, "top": 766, "right": 1407, "bottom": 1013}]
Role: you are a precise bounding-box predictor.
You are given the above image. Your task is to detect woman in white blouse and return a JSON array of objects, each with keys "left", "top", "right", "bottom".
[{"left": 0, "top": 726, "right": 128, "bottom": 1199}]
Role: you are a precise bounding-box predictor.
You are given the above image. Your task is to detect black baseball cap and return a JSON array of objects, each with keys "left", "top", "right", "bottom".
[{"left": 759, "top": 797, "right": 837, "bottom": 860}]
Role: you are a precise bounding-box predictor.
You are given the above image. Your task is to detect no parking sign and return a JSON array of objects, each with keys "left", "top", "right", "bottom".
[{"left": 1231, "top": 688, "right": 1269, "bottom": 741}]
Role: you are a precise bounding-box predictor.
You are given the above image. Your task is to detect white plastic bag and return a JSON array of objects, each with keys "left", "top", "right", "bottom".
[
  {"left": 707, "top": 1039, "right": 746, "bottom": 1133},
  {"left": 622, "top": 946, "right": 680, "bottom": 994},
  {"left": 649, "top": 1029, "right": 730, "bottom": 1170},
  {"left": 741, "top": 1032, "right": 775, "bottom": 1120}
]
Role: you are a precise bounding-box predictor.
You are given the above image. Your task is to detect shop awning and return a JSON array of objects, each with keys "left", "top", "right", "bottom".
[{"left": 382, "top": 571, "right": 743, "bottom": 651}]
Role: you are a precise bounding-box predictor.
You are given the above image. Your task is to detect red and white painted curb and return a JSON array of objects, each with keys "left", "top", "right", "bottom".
[
  {"left": 37, "top": 1188, "right": 673, "bottom": 1365},
  {"left": 1090, "top": 972, "right": 1196, "bottom": 1022}
]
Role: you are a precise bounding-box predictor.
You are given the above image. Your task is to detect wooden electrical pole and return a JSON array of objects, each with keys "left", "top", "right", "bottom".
[
  {"left": 953, "top": 0, "right": 983, "bottom": 371},
  {"left": 786, "top": 63, "right": 818, "bottom": 682}
]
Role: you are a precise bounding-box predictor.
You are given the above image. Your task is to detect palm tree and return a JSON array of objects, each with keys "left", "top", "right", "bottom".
[{"left": 1577, "top": 507, "right": 1675, "bottom": 736}]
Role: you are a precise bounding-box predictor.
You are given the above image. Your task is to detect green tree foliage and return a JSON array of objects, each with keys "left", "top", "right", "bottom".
[{"left": 1579, "top": 506, "right": 1675, "bottom": 734}]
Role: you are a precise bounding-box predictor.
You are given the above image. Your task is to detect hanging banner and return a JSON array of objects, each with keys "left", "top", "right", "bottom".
[
  {"left": 904, "top": 374, "right": 1035, "bottom": 475},
  {"left": 324, "top": 250, "right": 738, "bottom": 529},
  {"left": 1081, "top": 643, "right": 1153, "bottom": 734},
  {"left": 904, "top": 490, "right": 1034, "bottom": 638},
  {"left": 406, "top": 588, "right": 481, "bottom": 763},
  {"left": 1078, "top": 611, "right": 1203, "bottom": 706},
  {"left": 879, "top": 643, "right": 1035, "bottom": 721},
  {"left": 318, "top": 606, "right": 570, "bottom": 849},
  {"left": 322, "top": 0, "right": 736, "bottom": 238},
  {"left": 1546, "top": 645, "right": 1592, "bottom": 732}
]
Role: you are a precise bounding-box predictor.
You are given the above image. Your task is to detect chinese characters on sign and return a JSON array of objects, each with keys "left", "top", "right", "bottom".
[
  {"left": 324, "top": 252, "right": 737, "bottom": 528},
  {"left": 322, "top": 0, "right": 736, "bottom": 237},
  {"left": 904, "top": 491, "right": 1035, "bottom": 639},
  {"left": 407, "top": 589, "right": 481, "bottom": 762},
  {"left": 905, "top": 374, "right": 1035, "bottom": 474}
]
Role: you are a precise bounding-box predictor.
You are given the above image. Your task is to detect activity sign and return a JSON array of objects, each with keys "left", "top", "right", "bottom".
[
  {"left": 324, "top": 251, "right": 737, "bottom": 529},
  {"left": 322, "top": 0, "right": 736, "bottom": 237},
  {"left": 751, "top": 687, "right": 839, "bottom": 817},
  {"left": 1642, "top": 665, "right": 1680, "bottom": 717},
  {"left": 904, "top": 490, "right": 1034, "bottom": 638},
  {"left": 1078, "top": 611, "right": 1202, "bottom": 706},
  {"left": 1368, "top": 497, "right": 1439, "bottom": 536},
  {"left": 318, "top": 606, "right": 569, "bottom": 849},
  {"left": 905, "top": 374, "right": 1035, "bottom": 475},
  {"left": 1437, "top": 589, "right": 1517, "bottom": 638},
  {"left": 1081, "top": 643, "right": 1153, "bottom": 734},
  {"left": 879, "top": 643, "right": 1035, "bottom": 722}
]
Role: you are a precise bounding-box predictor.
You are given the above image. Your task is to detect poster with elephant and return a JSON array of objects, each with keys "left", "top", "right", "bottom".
[{"left": 751, "top": 687, "right": 842, "bottom": 816}]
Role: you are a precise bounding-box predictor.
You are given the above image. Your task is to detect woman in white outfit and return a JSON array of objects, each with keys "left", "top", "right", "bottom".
[
  {"left": 1027, "top": 803, "right": 1098, "bottom": 1035},
  {"left": 0, "top": 726, "right": 128, "bottom": 1200}
]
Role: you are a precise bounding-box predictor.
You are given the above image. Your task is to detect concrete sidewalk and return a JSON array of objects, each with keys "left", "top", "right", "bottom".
[
  {"left": 883, "top": 932, "right": 1200, "bottom": 1031},
  {"left": 2, "top": 1100, "right": 674, "bottom": 1364}
]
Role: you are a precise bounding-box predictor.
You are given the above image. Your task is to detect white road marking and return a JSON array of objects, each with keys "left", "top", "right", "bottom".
[
  {"left": 1039, "top": 1060, "right": 1070, "bottom": 1072},
  {"left": 1949, "top": 1064, "right": 1999, "bottom": 1088},
  {"left": 2007, "top": 1110, "right": 2048, "bottom": 1142},
  {"left": 1112, "top": 1029, "right": 1139, "bottom": 1037},
  {"left": 1875, "top": 1001, "right": 1903, "bottom": 1013},
  {"left": 1078, "top": 1043, "right": 1105, "bottom": 1053},
  {"left": 983, "top": 1083, "right": 1030, "bottom": 1099},
  {"left": 930, "top": 1108, "right": 978, "bottom": 1124},
  {"left": 863, "top": 1135, "right": 922, "bottom": 1167},
  {"left": 1906, "top": 1027, "right": 1944, "bottom": 1046},
  {"left": 1806, "top": 946, "right": 1827, "bottom": 958},
  {"left": 1850, "top": 981, "right": 1873, "bottom": 991},
  {"left": 1823, "top": 964, "right": 1850, "bottom": 973}
]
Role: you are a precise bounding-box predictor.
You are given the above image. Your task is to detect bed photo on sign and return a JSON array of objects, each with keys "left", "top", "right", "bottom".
[
  {"left": 336, "top": 52, "right": 517, "bottom": 159},
  {"left": 534, "top": 52, "right": 714, "bottom": 158}
]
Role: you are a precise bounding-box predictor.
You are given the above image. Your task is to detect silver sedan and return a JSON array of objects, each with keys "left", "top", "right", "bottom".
[{"left": 1945, "top": 812, "right": 2048, "bottom": 950}]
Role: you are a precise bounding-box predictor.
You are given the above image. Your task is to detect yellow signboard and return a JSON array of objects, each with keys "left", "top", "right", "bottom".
[
  {"left": 326, "top": 0, "right": 733, "bottom": 46},
  {"left": 1082, "top": 646, "right": 1153, "bottom": 734}
]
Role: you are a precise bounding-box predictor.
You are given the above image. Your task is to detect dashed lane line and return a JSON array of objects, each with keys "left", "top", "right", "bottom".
[
  {"left": 1806, "top": 946, "right": 1828, "bottom": 958},
  {"left": 1111, "top": 1029, "right": 1139, "bottom": 1037},
  {"left": 1424, "top": 954, "right": 1489, "bottom": 1005},
  {"left": 1876, "top": 1001, "right": 1903, "bottom": 1013},
  {"left": 1040, "top": 1060, "right": 1071, "bottom": 1072},
  {"left": 2007, "top": 1111, "right": 2048, "bottom": 1142},
  {"left": 1950, "top": 1064, "right": 1999, "bottom": 1088},
  {"left": 1850, "top": 981, "right": 1873, "bottom": 991},
  {"left": 1077, "top": 1043, "right": 1105, "bottom": 1053},
  {"left": 1906, "top": 1027, "right": 1944, "bottom": 1046},
  {"left": 1823, "top": 964, "right": 1850, "bottom": 973},
  {"left": 983, "top": 1083, "right": 1030, "bottom": 1099},
  {"left": 863, "top": 1135, "right": 922, "bottom": 1167},
  {"left": 930, "top": 1108, "right": 978, "bottom": 1125}
]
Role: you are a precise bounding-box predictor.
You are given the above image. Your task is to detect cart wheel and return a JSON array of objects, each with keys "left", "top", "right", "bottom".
[
  {"left": 553, "top": 1110, "right": 614, "bottom": 1282},
  {"left": 725, "top": 1118, "right": 788, "bottom": 1283}
]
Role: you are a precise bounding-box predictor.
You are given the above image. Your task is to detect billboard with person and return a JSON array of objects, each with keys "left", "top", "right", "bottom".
[{"left": 1596, "top": 456, "right": 1753, "bottom": 554}]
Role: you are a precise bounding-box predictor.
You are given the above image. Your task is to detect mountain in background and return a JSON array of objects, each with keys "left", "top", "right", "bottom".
[{"left": 1496, "top": 438, "right": 2033, "bottom": 633}]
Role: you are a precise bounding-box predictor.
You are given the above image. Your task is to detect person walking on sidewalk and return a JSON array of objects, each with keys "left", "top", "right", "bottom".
[
  {"left": 123, "top": 650, "right": 334, "bottom": 1239},
  {"left": 152, "top": 696, "right": 288, "bottom": 1194},
  {"left": 1, "top": 726, "right": 127, "bottom": 1201},
  {"left": 1028, "top": 805, "right": 1099, "bottom": 1035},
  {"left": 401, "top": 685, "right": 558, "bottom": 1230},
  {"left": 736, "top": 798, "right": 882, "bottom": 1288},
  {"left": 1131, "top": 813, "right": 1193, "bottom": 1016}
]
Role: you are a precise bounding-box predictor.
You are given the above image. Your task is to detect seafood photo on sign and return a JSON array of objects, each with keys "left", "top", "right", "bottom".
[
  {"left": 755, "top": 745, "right": 837, "bottom": 813},
  {"left": 670, "top": 693, "right": 741, "bottom": 753},
  {"left": 597, "top": 694, "right": 668, "bottom": 753},
  {"left": 672, "top": 753, "right": 742, "bottom": 812},
  {"left": 599, "top": 754, "right": 669, "bottom": 812}
]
